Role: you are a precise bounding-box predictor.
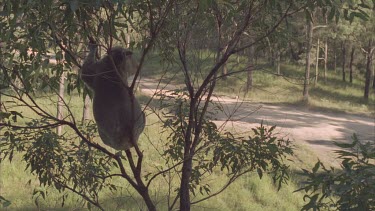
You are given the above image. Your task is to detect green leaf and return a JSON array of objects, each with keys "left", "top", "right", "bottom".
[
  {"left": 343, "top": 9, "right": 349, "bottom": 20},
  {"left": 334, "top": 141, "right": 356, "bottom": 148},
  {"left": 352, "top": 11, "right": 369, "bottom": 21},
  {"left": 0, "top": 196, "right": 11, "bottom": 208},
  {"left": 301, "top": 194, "right": 319, "bottom": 211},
  {"left": 257, "top": 168, "right": 263, "bottom": 179},
  {"left": 312, "top": 161, "right": 320, "bottom": 173},
  {"left": 358, "top": 3, "right": 371, "bottom": 9}
]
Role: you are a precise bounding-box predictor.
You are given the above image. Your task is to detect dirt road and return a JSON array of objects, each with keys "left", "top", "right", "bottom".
[
  {"left": 213, "top": 101, "right": 374, "bottom": 165},
  {"left": 139, "top": 78, "right": 375, "bottom": 165}
]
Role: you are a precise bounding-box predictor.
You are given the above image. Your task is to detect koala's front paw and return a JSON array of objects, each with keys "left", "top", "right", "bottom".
[{"left": 88, "top": 43, "right": 98, "bottom": 52}]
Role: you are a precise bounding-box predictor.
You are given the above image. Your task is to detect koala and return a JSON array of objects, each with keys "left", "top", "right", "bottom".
[{"left": 81, "top": 44, "right": 145, "bottom": 150}]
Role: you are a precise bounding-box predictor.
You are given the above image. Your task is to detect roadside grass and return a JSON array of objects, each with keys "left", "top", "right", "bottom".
[
  {"left": 0, "top": 93, "right": 317, "bottom": 210},
  {"left": 141, "top": 51, "right": 375, "bottom": 116},
  {"left": 1, "top": 50, "right": 368, "bottom": 209}
]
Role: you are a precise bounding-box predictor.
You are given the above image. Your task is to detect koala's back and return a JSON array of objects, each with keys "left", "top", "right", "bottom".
[{"left": 92, "top": 87, "right": 144, "bottom": 150}]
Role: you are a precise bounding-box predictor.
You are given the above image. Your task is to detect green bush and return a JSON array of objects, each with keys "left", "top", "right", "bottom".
[{"left": 297, "top": 134, "right": 375, "bottom": 210}]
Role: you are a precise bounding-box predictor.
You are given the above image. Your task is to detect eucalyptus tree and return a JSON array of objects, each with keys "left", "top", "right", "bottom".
[
  {"left": 0, "top": 0, "right": 371, "bottom": 211},
  {"left": 0, "top": 1, "right": 174, "bottom": 210},
  {"left": 361, "top": 6, "right": 375, "bottom": 100}
]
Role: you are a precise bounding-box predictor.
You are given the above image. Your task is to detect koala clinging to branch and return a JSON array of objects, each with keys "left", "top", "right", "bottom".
[{"left": 81, "top": 44, "right": 145, "bottom": 150}]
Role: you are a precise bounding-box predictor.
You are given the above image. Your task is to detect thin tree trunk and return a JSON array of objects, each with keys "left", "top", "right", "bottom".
[
  {"left": 334, "top": 40, "right": 337, "bottom": 73},
  {"left": 364, "top": 55, "right": 371, "bottom": 99},
  {"left": 266, "top": 37, "right": 274, "bottom": 65},
  {"left": 349, "top": 46, "right": 355, "bottom": 83},
  {"left": 82, "top": 95, "right": 91, "bottom": 122},
  {"left": 180, "top": 152, "right": 193, "bottom": 211},
  {"left": 236, "top": 40, "right": 241, "bottom": 64},
  {"left": 323, "top": 15, "right": 328, "bottom": 82},
  {"left": 372, "top": 60, "right": 375, "bottom": 89},
  {"left": 276, "top": 47, "right": 281, "bottom": 75},
  {"left": 324, "top": 39, "right": 328, "bottom": 82},
  {"left": 342, "top": 42, "right": 346, "bottom": 82},
  {"left": 315, "top": 38, "right": 320, "bottom": 84},
  {"left": 289, "top": 42, "right": 299, "bottom": 61},
  {"left": 247, "top": 45, "right": 255, "bottom": 91},
  {"left": 0, "top": 93, "right": 2, "bottom": 123},
  {"left": 0, "top": 48, "right": 3, "bottom": 123},
  {"left": 303, "top": 18, "right": 313, "bottom": 101},
  {"left": 125, "top": 34, "right": 131, "bottom": 48},
  {"left": 221, "top": 46, "right": 228, "bottom": 79},
  {"left": 364, "top": 39, "right": 374, "bottom": 100},
  {"left": 247, "top": 67, "right": 253, "bottom": 90},
  {"left": 57, "top": 73, "right": 65, "bottom": 135}
]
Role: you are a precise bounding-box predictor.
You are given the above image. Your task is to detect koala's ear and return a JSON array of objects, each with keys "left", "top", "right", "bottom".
[{"left": 125, "top": 50, "right": 133, "bottom": 56}]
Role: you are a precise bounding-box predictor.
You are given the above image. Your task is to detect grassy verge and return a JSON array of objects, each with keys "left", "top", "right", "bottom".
[
  {"left": 0, "top": 136, "right": 315, "bottom": 211},
  {"left": 3, "top": 52, "right": 371, "bottom": 209},
  {"left": 0, "top": 92, "right": 320, "bottom": 210}
]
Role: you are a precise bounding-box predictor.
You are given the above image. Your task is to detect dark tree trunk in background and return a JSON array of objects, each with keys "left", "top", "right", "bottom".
[
  {"left": 56, "top": 73, "right": 65, "bottom": 135},
  {"left": 364, "top": 39, "right": 374, "bottom": 100},
  {"left": 364, "top": 55, "right": 371, "bottom": 100},
  {"left": 289, "top": 41, "right": 300, "bottom": 61},
  {"left": 334, "top": 40, "right": 337, "bottom": 73},
  {"left": 342, "top": 42, "right": 346, "bottom": 82},
  {"left": 303, "top": 18, "right": 313, "bottom": 101},
  {"left": 349, "top": 46, "right": 355, "bottom": 83}
]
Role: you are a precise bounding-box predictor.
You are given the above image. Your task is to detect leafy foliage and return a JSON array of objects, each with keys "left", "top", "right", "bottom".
[
  {"left": 297, "top": 134, "right": 375, "bottom": 210},
  {"left": 0, "top": 195, "right": 11, "bottom": 208},
  {"left": 0, "top": 118, "right": 114, "bottom": 208},
  {"left": 161, "top": 90, "right": 293, "bottom": 198}
]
